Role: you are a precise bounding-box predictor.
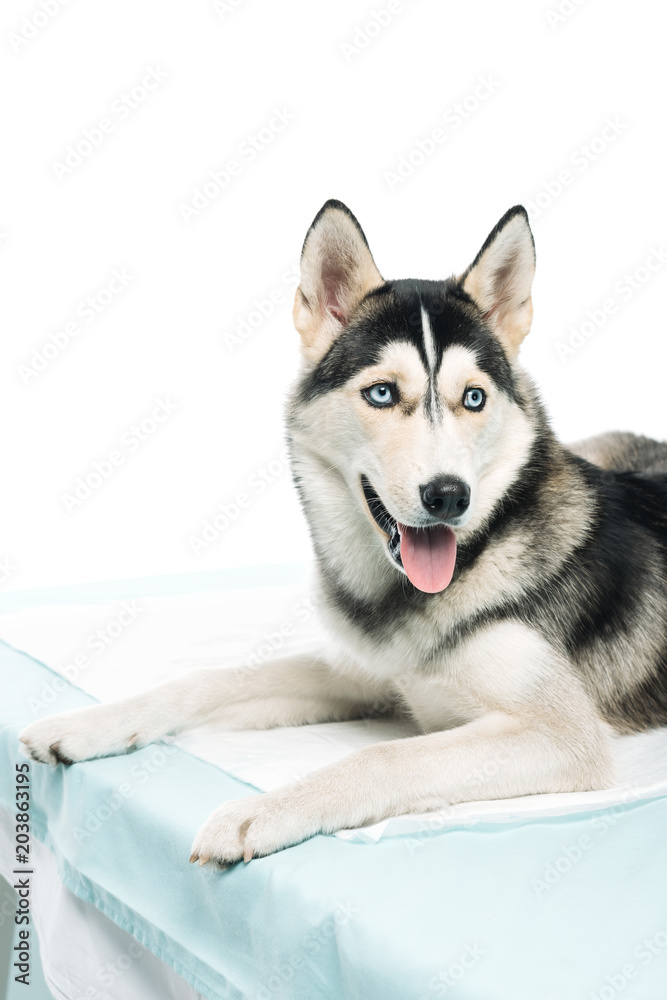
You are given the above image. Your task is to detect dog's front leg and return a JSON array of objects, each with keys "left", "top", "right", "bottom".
[
  {"left": 191, "top": 705, "right": 613, "bottom": 865},
  {"left": 19, "top": 655, "right": 388, "bottom": 766}
]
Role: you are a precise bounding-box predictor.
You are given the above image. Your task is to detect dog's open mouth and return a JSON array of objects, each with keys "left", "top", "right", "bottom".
[
  {"left": 361, "top": 476, "right": 457, "bottom": 594},
  {"left": 361, "top": 475, "right": 402, "bottom": 561}
]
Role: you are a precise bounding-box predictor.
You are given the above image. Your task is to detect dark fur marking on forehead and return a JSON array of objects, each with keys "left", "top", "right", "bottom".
[{"left": 297, "top": 279, "right": 518, "bottom": 405}]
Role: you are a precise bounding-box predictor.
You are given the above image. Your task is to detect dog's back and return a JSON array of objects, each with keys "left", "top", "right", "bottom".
[{"left": 569, "top": 431, "right": 667, "bottom": 475}]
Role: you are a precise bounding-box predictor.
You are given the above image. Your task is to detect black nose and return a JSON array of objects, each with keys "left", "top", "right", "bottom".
[{"left": 420, "top": 477, "right": 470, "bottom": 522}]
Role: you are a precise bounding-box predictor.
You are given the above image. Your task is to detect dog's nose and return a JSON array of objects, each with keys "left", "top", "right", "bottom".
[{"left": 420, "top": 477, "right": 470, "bottom": 522}]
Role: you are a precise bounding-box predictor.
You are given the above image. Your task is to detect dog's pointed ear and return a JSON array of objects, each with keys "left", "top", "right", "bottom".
[
  {"left": 459, "top": 206, "right": 536, "bottom": 358},
  {"left": 293, "top": 200, "right": 383, "bottom": 363}
]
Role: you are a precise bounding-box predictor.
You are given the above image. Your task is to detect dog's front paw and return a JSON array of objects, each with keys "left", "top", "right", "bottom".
[
  {"left": 190, "top": 792, "right": 319, "bottom": 867},
  {"left": 19, "top": 703, "right": 159, "bottom": 766}
]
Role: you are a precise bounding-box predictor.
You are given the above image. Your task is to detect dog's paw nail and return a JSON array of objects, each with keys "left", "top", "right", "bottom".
[
  {"left": 243, "top": 846, "right": 254, "bottom": 863},
  {"left": 189, "top": 853, "right": 198, "bottom": 864},
  {"left": 198, "top": 856, "right": 210, "bottom": 867},
  {"left": 126, "top": 735, "right": 138, "bottom": 749}
]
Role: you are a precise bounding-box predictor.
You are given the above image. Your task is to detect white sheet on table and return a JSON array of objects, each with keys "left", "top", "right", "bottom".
[{"left": 2, "top": 584, "right": 667, "bottom": 843}]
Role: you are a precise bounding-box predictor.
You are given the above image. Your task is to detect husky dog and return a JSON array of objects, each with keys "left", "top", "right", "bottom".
[{"left": 20, "top": 202, "right": 667, "bottom": 866}]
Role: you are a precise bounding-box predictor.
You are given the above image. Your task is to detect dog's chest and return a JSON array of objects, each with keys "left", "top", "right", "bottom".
[
  {"left": 394, "top": 673, "right": 482, "bottom": 732},
  {"left": 325, "top": 600, "right": 490, "bottom": 725},
  {"left": 325, "top": 592, "right": 546, "bottom": 730}
]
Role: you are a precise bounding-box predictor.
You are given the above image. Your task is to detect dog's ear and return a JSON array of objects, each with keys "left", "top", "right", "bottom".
[
  {"left": 459, "top": 206, "right": 536, "bottom": 358},
  {"left": 293, "top": 200, "right": 383, "bottom": 363}
]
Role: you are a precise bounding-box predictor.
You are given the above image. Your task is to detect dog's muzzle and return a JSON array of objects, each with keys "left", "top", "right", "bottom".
[{"left": 360, "top": 474, "right": 459, "bottom": 594}]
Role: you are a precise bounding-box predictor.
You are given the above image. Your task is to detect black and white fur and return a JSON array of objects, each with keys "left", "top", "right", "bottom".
[{"left": 20, "top": 202, "right": 667, "bottom": 866}]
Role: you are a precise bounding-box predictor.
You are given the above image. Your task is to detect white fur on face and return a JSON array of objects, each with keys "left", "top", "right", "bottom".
[
  {"left": 296, "top": 339, "right": 535, "bottom": 539},
  {"left": 420, "top": 306, "right": 437, "bottom": 373},
  {"left": 296, "top": 325, "right": 534, "bottom": 568},
  {"left": 420, "top": 305, "right": 439, "bottom": 416}
]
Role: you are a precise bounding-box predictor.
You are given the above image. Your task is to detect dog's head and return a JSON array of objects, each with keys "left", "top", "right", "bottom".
[{"left": 289, "top": 201, "right": 538, "bottom": 595}]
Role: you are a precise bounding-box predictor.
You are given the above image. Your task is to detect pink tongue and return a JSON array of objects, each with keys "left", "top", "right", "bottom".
[{"left": 397, "top": 523, "right": 457, "bottom": 593}]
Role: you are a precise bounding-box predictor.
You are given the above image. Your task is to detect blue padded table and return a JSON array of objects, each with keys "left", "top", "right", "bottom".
[{"left": 1, "top": 567, "right": 666, "bottom": 999}]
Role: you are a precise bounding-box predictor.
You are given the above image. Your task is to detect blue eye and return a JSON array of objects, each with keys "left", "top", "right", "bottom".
[
  {"left": 364, "top": 383, "right": 395, "bottom": 407},
  {"left": 463, "top": 388, "right": 486, "bottom": 411}
]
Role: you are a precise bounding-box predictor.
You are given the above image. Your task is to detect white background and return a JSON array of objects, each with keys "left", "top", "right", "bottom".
[{"left": 1, "top": 0, "right": 665, "bottom": 592}]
